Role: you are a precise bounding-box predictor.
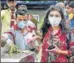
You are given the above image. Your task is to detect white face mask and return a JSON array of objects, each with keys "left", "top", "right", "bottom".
[{"left": 48, "top": 16, "right": 61, "bottom": 27}]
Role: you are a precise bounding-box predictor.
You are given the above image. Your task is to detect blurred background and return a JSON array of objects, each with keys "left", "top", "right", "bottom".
[{"left": 1, "top": 0, "right": 70, "bottom": 29}]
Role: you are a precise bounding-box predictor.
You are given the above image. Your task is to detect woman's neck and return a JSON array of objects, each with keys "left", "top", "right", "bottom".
[
  {"left": 52, "top": 26, "right": 60, "bottom": 35},
  {"left": 21, "top": 29, "right": 24, "bottom": 33},
  {"left": 52, "top": 26, "right": 60, "bottom": 31}
]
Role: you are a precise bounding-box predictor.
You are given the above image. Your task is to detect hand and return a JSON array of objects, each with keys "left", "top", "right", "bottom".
[
  {"left": 27, "top": 35, "right": 41, "bottom": 43},
  {"left": 46, "top": 44, "right": 61, "bottom": 54},
  {"left": 33, "top": 35, "right": 42, "bottom": 41}
]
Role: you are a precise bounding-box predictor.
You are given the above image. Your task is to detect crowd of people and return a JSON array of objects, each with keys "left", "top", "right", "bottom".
[{"left": 1, "top": 0, "right": 74, "bottom": 62}]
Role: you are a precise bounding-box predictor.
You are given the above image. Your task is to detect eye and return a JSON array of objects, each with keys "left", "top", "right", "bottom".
[
  {"left": 55, "top": 15, "right": 60, "bottom": 17},
  {"left": 23, "top": 19, "right": 27, "bottom": 21},
  {"left": 18, "top": 19, "right": 22, "bottom": 21},
  {"left": 49, "top": 14, "right": 54, "bottom": 17}
]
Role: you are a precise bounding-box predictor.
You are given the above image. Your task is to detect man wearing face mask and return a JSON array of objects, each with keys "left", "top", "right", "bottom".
[
  {"left": 1, "top": 0, "right": 16, "bottom": 34},
  {"left": 1, "top": 10, "right": 29, "bottom": 54},
  {"left": 1, "top": 9, "right": 41, "bottom": 54}
]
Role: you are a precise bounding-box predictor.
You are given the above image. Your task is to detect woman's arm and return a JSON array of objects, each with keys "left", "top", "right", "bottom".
[
  {"left": 56, "top": 49, "right": 71, "bottom": 55},
  {"left": 47, "top": 44, "right": 72, "bottom": 55}
]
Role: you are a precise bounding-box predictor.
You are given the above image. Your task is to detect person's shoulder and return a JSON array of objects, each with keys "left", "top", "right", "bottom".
[
  {"left": 1, "top": 9, "right": 9, "bottom": 14},
  {"left": 59, "top": 32, "right": 66, "bottom": 41},
  {"left": 1, "top": 9, "right": 10, "bottom": 13},
  {"left": 62, "top": 32, "right": 67, "bottom": 37},
  {"left": 1, "top": 8, "right": 9, "bottom": 11}
]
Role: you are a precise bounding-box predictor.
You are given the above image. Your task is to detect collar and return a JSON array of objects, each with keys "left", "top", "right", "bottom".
[
  {"left": 48, "top": 27, "right": 62, "bottom": 37},
  {"left": 53, "top": 28, "right": 62, "bottom": 37}
]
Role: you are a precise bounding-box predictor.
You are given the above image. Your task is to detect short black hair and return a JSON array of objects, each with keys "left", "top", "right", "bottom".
[
  {"left": 16, "top": 10, "right": 27, "bottom": 18},
  {"left": 69, "top": 1, "right": 74, "bottom": 8},
  {"left": 16, "top": 5, "right": 28, "bottom": 18},
  {"left": 7, "top": 0, "right": 15, "bottom": 2}
]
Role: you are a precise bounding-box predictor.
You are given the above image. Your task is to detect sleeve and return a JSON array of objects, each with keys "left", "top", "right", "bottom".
[
  {"left": 66, "top": 32, "right": 74, "bottom": 56},
  {"left": 1, "top": 10, "right": 5, "bottom": 21},
  {"left": 4, "top": 28, "right": 15, "bottom": 44},
  {"left": 59, "top": 34, "right": 72, "bottom": 56},
  {"left": 1, "top": 32, "right": 13, "bottom": 46},
  {"left": 69, "top": 42, "right": 74, "bottom": 56}
]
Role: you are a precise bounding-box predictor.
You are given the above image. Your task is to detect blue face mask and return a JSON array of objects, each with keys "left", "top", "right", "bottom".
[{"left": 17, "top": 21, "right": 27, "bottom": 29}]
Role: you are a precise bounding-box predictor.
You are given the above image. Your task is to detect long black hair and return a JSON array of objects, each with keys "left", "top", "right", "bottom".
[{"left": 41, "top": 5, "right": 67, "bottom": 37}]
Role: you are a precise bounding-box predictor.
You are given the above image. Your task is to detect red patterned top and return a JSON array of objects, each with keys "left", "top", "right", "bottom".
[{"left": 41, "top": 27, "right": 72, "bottom": 62}]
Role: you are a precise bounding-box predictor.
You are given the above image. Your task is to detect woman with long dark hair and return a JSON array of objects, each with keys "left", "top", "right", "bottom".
[{"left": 41, "top": 5, "right": 72, "bottom": 62}]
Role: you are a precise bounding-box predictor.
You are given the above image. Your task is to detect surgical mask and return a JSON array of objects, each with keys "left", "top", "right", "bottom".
[
  {"left": 48, "top": 16, "right": 61, "bottom": 27},
  {"left": 23, "top": 21, "right": 27, "bottom": 24},
  {"left": 17, "top": 21, "right": 27, "bottom": 29}
]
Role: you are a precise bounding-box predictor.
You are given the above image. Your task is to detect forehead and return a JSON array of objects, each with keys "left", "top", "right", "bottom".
[
  {"left": 8, "top": 1, "right": 15, "bottom": 3},
  {"left": 49, "top": 10, "right": 61, "bottom": 15},
  {"left": 17, "top": 15, "right": 27, "bottom": 19}
]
